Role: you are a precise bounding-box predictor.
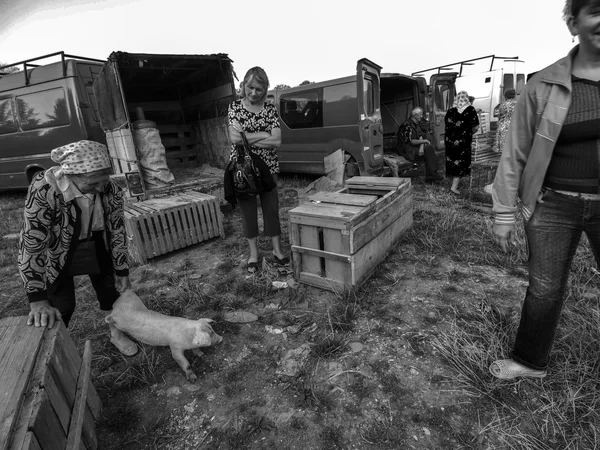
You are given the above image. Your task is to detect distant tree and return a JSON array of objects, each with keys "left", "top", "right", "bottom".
[
  {"left": 297, "top": 80, "right": 313, "bottom": 86},
  {"left": 0, "top": 61, "right": 20, "bottom": 78},
  {"left": 274, "top": 84, "right": 291, "bottom": 90}
]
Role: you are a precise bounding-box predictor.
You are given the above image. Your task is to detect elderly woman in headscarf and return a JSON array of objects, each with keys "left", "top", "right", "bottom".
[
  {"left": 18, "top": 140, "right": 138, "bottom": 357},
  {"left": 444, "top": 91, "right": 480, "bottom": 195}
]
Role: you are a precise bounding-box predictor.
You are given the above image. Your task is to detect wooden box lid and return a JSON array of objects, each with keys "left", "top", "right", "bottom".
[{"left": 344, "top": 176, "right": 408, "bottom": 190}]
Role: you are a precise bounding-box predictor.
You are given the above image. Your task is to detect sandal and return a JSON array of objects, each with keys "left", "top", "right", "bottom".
[
  {"left": 247, "top": 260, "right": 259, "bottom": 274},
  {"left": 489, "top": 359, "right": 546, "bottom": 380},
  {"left": 110, "top": 335, "right": 139, "bottom": 357},
  {"left": 272, "top": 253, "right": 290, "bottom": 266}
]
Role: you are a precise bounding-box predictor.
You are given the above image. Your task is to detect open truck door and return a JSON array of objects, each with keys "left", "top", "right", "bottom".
[
  {"left": 429, "top": 73, "right": 456, "bottom": 151},
  {"left": 356, "top": 58, "right": 384, "bottom": 176},
  {"left": 92, "top": 59, "right": 146, "bottom": 198}
]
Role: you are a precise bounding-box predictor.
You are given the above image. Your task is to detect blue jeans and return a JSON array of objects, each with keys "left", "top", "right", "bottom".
[{"left": 512, "top": 190, "right": 600, "bottom": 370}]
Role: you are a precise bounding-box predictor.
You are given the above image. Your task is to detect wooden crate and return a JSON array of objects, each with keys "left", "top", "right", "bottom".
[
  {"left": 0, "top": 317, "right": 101, "bottom": 450},
  {"left": 289, "top": 177, "right": 413, "bottom": 293},
  {"left": 125, "top": 191, "right": 225, "bottom": 264}
]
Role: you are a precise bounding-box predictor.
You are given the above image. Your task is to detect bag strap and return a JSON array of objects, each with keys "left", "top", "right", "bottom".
[{"left": 237, "top": 131, "right": 252, "bottom": 161}]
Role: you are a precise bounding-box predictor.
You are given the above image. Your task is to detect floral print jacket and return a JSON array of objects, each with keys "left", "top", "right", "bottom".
[{"left": 18, "top": 171, "right": 129, "bottom": 302}]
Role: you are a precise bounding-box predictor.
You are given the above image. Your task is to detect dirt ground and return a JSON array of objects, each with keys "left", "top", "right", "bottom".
[
  {"left": 43, "top": 168, "right": 517, "bottom": 450},
  {"left": 0, "top": 163, "right": 531, "bottom": 450}
]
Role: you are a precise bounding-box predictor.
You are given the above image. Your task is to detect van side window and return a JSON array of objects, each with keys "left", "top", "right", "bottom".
[
  {"left": 323, "top": 83, "right": 356, "bottom": 127},
  {"left": 363, "top": 77, "right": 374, "bottom": 116},
  {"left": 0, "top": 98, "right": 17, "bottom": 134},
  {"left": 16, "top": 88, "right": 70, "bottom": 131},
  {"left": 434, "top": 83, "right": 453, "bottom": 112},
  {"left": 280, "top": 91, "right": 323, "bottom": 129}
]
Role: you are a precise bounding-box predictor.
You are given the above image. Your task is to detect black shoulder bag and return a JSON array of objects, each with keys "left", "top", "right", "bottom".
[{"left": 229, "top": 132, "right": 264, "bottom": 199}]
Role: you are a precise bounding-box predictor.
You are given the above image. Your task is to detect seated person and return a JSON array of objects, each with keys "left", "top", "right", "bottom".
[{"left": 396, "top": 107, "right": 443, "bottom": 181}]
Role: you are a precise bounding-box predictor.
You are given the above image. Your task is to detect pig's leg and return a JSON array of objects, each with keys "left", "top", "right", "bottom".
[{"left": 170, "top": 346, "right": 197, "bottom": 382}]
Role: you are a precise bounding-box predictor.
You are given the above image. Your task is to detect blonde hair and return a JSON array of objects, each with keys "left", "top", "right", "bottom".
[{"left": 240, "top": 67, "right": 270, "bottom": 103}]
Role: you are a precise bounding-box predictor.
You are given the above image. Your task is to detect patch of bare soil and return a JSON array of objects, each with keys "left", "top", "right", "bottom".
[{"left": 78, "top": 181, "right": 521, "bottom": 450}]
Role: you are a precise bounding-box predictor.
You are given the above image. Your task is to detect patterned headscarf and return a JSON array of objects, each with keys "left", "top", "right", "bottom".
[
  {"left": 453, "top": 91, "right": 471, "bottom": 114},
  {"left": 51, "top": 140, "right": 112, "bottom": 174}
]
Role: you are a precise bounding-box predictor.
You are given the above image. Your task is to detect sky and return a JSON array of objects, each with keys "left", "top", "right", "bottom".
[{"left": 0, "top": 0, "right": 575, "bottom": 88}]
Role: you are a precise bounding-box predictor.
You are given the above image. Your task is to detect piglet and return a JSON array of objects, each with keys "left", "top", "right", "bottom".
[{"left": 105, "top": 289, "right": 222, "bottom": 382}]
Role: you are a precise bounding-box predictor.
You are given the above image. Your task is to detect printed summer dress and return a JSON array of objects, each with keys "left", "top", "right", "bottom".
[{"left": 228, "top": 100, "right": 281, "bottom": 175}]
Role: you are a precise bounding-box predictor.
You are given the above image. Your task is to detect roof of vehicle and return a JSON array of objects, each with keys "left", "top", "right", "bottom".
[{"left": 0, "top": 59, "right": 101, "bottom": 93}]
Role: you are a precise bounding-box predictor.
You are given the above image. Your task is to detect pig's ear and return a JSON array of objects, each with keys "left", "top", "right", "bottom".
[
  {"left": 193, "top": 330, "right": 211, "bottom": 347},
  {"left": 200, "top": 318, "right": 214, "bottom": 324}
]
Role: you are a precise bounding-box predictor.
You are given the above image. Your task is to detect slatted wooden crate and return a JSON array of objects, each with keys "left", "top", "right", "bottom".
[
  {"left": 124, "top": 191, "right": 225, "bottom": 264},
  {"left": 0, "top": 317, "right": 101, "bottom": 450},
  {"left": 157, "top": 124, "right": 199, "bottom": 165},
  {"left": 289, "top": 177, "right": 413, "bottom": 293}
]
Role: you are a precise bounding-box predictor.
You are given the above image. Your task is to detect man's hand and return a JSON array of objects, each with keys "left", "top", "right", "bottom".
[
  {"left": 493, "top": 223, "right": 517, "bottom": 253},
  {"left": 114, "top": 275, "right": 132, "bottom": 294},
  {"left": 28, "top": 300, "right": 62, "bottom": 329}
]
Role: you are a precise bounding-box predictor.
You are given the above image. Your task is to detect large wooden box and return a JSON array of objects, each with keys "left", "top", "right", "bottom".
[
  {"left": 0, "top": 317, "right": 101, "bottom": 450},
  {"left": 289, "top": 177, "right": 413, "bottom": 293},
  {"left": 125, "top": 191, "right": 225, "bottom": 264}
]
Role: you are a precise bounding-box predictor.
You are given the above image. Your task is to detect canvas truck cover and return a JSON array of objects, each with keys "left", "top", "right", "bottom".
[{"left": 92, "top": 51, "right": 236, "bottom": 197}]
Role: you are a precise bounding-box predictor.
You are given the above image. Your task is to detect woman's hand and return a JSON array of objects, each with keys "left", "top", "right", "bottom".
[
  {"left": 493, "top": 223, "right": 516, "bottom": 253},
  {"left": 114, "top": 275, "right": 132, "bottom": 293},
  {"left": 28, "top": 300, "right": 62, "bottom": 328}
]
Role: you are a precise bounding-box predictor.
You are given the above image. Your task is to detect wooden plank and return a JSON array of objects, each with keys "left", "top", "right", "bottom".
[
  {"left": 289, "top": 222, "right": 302, "bottom": 280},
  {"left": 298, "top": 271, "right": 347, "bottom": 294},
  {"left": 66, "top": 341, "right": 92, "bottom": 450},
  {"left": 307, "top": 192, "right": 377, "bottom": 208},
  {"left": 289, "top": 203, "right": 365, "bottom": 224},
  {"left": 192, "top": 201, "right": 209, "bottom": 241},
  {"left": 350, "top": 188, "right": 413, "bottom": 253},
  {"left": 288, "top": 214, "right": 350, "bottom": 231},
  {"left": 183, "top": 205, "right": 201, "bottom": 244},
  {"left": 345, "top": 176, "right": 405, "bottom": 189},
  {"left": 298, "top": 225, "right": 321, "bottom": 277},
  {"left": 47, "top": 333, "right": 98, "bottom": 450},
  {"left": 291, "top": 245, "right": 352, "bottom": 263},
  {"left": 322, "top": 228, "right": 348, "bottom": 285},
  {"left": 203, "top": 199, "right": 218, "bottom": 239},
  {"left": 160, "top": 136, "right": 194, "bottom": 149},
  {"left": 29, "top": 390, "right": 66, "bottom": 450},
  {"left": 20, "top": 432, "right": 41, "bottom": 450},
  {"left": 0, "top": 317, "right": 45, "bottom": 450},
  {"left": 353, "top": 208, "right": 413, "bottom": 286}
]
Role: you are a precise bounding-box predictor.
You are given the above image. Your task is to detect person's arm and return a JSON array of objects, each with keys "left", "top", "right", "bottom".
[
  {"left": 253, "top": 127, "right": 281, "bottom": 148},
  {"left": 229, "top": 124, "right": 270, "bottom": 145},
  {"left": 251, "top": 105, "right": 282, "bottom": 148},
  {"left": 105, "top": 181, "right": 129, "bottom": 291},
  {"left": 491, "top": 87, "right": 537, "bottom": 252},
  {"left": 18, "top": 175, "right": 62, "bottom": 327}
]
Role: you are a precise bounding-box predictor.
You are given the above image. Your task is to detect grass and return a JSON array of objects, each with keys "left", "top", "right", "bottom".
[
  {"left": 2, "top": 178, "right": 599, "bottom": 449},
  {"left": 412, "top": 184, "right": 600, "bottom": 449}
]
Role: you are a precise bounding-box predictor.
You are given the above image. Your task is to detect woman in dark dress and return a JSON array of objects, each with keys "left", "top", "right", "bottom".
[{"left": 444, "top": 91, "right": 480, "bottom": 195}]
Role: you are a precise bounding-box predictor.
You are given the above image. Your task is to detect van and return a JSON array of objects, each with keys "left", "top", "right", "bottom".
[
  {"left": 0, "top": 51, "right": 237, "bottom": 196},
  {"left": 0, "top": 52, "right": 106, "bottom": 189},
  {"left": 267, "top": 59, "right": 455, "bottom": 176}
]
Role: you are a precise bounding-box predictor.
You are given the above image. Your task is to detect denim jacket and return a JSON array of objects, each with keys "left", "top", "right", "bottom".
[{"left": 492, "top": 47, "right": 577, "bottom": 225}]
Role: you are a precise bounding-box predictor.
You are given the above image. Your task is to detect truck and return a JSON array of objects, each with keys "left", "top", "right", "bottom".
[
  {"left": 412, "top": 54, "right": 526, "bottom": 129},
  {"left": 0, "top": 51, "right": 237, "bottom": 195}
]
